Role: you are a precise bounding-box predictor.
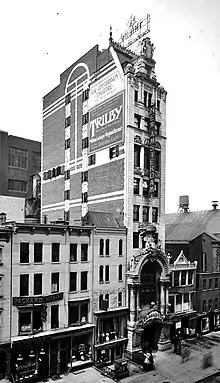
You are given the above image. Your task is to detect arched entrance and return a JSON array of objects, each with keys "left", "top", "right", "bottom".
[{"left": 141, "top": 319, "right": 162, "bottom": 352}]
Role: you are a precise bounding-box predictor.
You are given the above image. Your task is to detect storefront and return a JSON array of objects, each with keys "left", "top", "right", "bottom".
[
  {"left": 94, "top": 308, "right": 128, "bottom": 366},
  {"left": 169, "top": 312, "right": 197, "bottom": 342},
  {"left": 213, "top": 310, "right": 220, "bottom": 331},
  {"left": 11, "top": 325, "right": 94, "bottom": 381},
  {"left": 197, "top": 313, "right": 210, "bottom": 335}
]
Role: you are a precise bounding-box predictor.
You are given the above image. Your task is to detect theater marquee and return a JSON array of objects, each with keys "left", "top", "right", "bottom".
[{"left": 89, "top": 92, "right": 124, "bottom": 153}]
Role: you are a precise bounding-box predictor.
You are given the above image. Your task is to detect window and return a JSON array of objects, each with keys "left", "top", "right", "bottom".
[
  {"left": 214, "top": 298, "right": 218, "bottom": 309},
  {"left": 176, "top": 294, "right": 182, "bottom": 311},
  {"left": 81, "top": 171, "right": 88, "bottom": 182},
  {"left": 133, "top": 232, "right": 139, "bottom": 248},
  {"left": 143, "top": 179, "right": 149, "bottom": 196},
  {"left": 65, "top": 138, "right": 70, "bottom": 149},
  {"left": 19, "top": 309, "right": 42, "bottom": 334},
  {"left": 8, "top": 179, "right": 27, "bottom": 192},
  {"left": 51, "top": 273, "right": 59, "bottom": 293},
  {"left": 215, "top": 278, "right": 218, "bottom": 289},
  {"left": 100, "top": 239, "right": 104, "bottom": 256},
  {"left": 148, "top": 93, "right": 152, "bottom": 108},
  {"left": 133, "top": 205, "right": 140, "bottom": 222},
  {"left": 82, "top": 112, "right": 89, "bottom": 125},
  {"left": 155, "top": 182, "right": 159, "bottom": 198},
  {"left": 152, "top": 207, "right": 158, "bottom": 223},
  {"left": 203, "top": 279, "right": 207, "bottom": 290},
  {"left": 64, "top": 211, "right": 70, "bottom": 222},
  {"left": 69, "top": 302, "right": 89, "bottom": 325},
  {"left": 143, "top": 206, "right": 150, "bottom": 222},
  {"left": 119, "top": 239, "right": 123, "bottom": 256},
  {"left": 70, "top": 272, "right": 77, "bottom": 292},
  {"left": 20, "top": 275, "right": 29, "bottom": 296},
  {"left": 188, "top": 270, "right": 194, "bottom": 285},
  {"left": 33, "top": 243, "right": 43, "bottom": 263},
  {"left": 181, "top": 271, "right": 187, "bottom": 285},
  {"left": 82, "top": 192, "right": 88, "bottom": 203},
  {"left": 99, "top": 266, "right": 104, "bottom": 283},
  {"left": 134, "top": 114, "right": 141, "bottom": 129},
  {"left": 70, "top": 243, "right": 77, "bottom": 262},
  {"left": 156, "top": 122, "right": 161, "bottom": 135},
  {"left": 51, "top": 305, "right": 59, "bottom": 329},
  {"left": 52, "top": 243, "right": 60, "bottom": 262},
  {"left": 169, "top": 296, "right": 174, "bottom": 313},
  {"left": 82, "top": 137, "right": 89, "bottom": 150},
  {"left": 105, "top": 239, "right": 110, "bottom": 256},
  {"left": 174, "top": 271, "right": 179, "bottom": 287},
  {"left": 81, "top": 271, "right": 88, "bottom": 291},
  {"left": 144, "top": 148, "right": 150, "bottom": 169},
  {"left": 52, "top": 168, "right": 56, "bottom": 178},
  {"left": 34, "top": 274, "right": 42, "bottom": 295},
  {"left": 133, "top": 178, "right": 140, "bottom": 194},
  {"left": 209, "top": 279, "right": 212, "bottom": 290},
  {"left": 208, "top": 299, "right": 212, "bottom": 310},
  {"left": 134, "top": 90, "right": 138, "bottom": 102},
  {"left": 155, "top": 151, "right": 160, "bottom": 172},
  {"left": 0, "top": 247, "right": 3, "bottom": 265},
  {"left": 134, "top": 145, "right": 141, "bottom": 167},
  {"left": 8, "top": 147, "right": 28, "bottom": 169},
  {"left": 202, "top": 252, "right": 207, "bottom": 272},
  {"left": 65, "top": 169, "right": 70, "bottom": 180},
  {"left": 109, "top": 145, "right": 119, "bottom": 159},
  {"left": 99, "top": 294, "right": 103, "bottom": 310},
  {"left": 105, "top": 294, "right": 109, "bottom": 309},
  {"left": 65, "top": 93, "right": 71, "bottom": 104},
  {"left": 184, "top": 293, "right": 189, "bottom": 303},
  {"left": 157, "top": 99, "right": 160, "bottom": 111},
  {"left": 20, "top": 243, "right": 29, "bottom": 263},
  {"left": 105, "top": 265, "right": 110, "bottom": 282},
  {"left": 118, "top": 265, "right": 123, "bottom": 281},
  {"left": 118, "top": 292, "right": 122, "bottom": 307},
  {"left": 88, "top": 154, "right": 96, "bottom": 166},
  {"left": 64, "top": 190, "right": 70, "bottom": 200},
  {"left": 203, "top": 300, "right": 206, "bottom": 312},
  {"left": 81, "top": 244, "right": 88, "bottom": 262},
  {"left": 82, "top": 89, "right": 89, "bottom": 102},
  {"left": 65, "top": 116, "right": 71, "bottom": 127},
  {"left": 144, "top": 91, "right": 147, "bottom": 107}
]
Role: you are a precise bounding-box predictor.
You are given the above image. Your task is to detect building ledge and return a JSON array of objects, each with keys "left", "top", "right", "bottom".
[
  {"left": 11, "top": 323, "right": 95, "bottom": 343},
  {"left": 94, "top": 306, "right": 129, "bottom": 316}
]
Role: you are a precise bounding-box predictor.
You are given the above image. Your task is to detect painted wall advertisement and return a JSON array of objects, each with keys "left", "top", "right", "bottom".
[
  {"left": 89, "top": 68, "right": 124, "bottom": 110},
  {"left": 89, "top": 92, "right": 124, "bottom": 153}
]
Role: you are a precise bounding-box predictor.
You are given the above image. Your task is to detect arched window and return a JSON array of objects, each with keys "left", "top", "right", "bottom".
[
  {"left": 100, "top": 239, "right": 104, "bottom": 256},
  {"left": 99, "top": 294, "right": 103, "bottom": 310},
  {"left": 99, "top": 265, "right": 104, "bottom": 283},
  {"left": 105, "top": 239, "right": 110, "bottom": 256},
  {"left": 202, "top": 253, "right": 207, "bottom": 272},
  {"left": 155, "top": 150, "right": 161, "bottom": 172},
  {"left": 105, "top": 294, "right": 109, "bottom": 309},
  {"left": 105, "top": 265, "right": 110, "bottom": 282},
  {"left": 119, "top": 239, "right": 123, "bottom": 256},
  {"left": 118, "top": 265, "right": 123, "bottom": 281},
  {"left": 118, "top": 292, "right": 122, "bottom": 307}
]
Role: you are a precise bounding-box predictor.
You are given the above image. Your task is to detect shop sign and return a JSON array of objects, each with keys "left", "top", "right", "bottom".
[
  {"left": 13, "top": 292, "right": 63, "bottom": 306},
  {"left": 16, "top": 362, "right": 36, "bottom": 373},
  {"left": 176, "top": 321, "right": 181, "bottom": 329},
  {"left": 89, "top": 69, "right": 124, "bottom": 110},
  {"left": 89, "top": 93, "right": 124, "bottom": 153},
  {"left": 117, "top": 14, "right": 150, "bottom": 49},
  {"left": 148, "top": 104, "right": 156, "bottom": 196}
]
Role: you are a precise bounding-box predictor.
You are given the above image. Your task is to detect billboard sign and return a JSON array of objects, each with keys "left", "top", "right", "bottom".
[
  {"left": 117, "top": 14, "right": 150, "bottom": 50},
  {"left": 89, "top": 92, "right": 124, "bottom": 153},
  {"left": 148, "top": 104, "right": 156, "bottom": 197},
  {"left": 89, "top": 68, "right": 124, "bottom": 110}
]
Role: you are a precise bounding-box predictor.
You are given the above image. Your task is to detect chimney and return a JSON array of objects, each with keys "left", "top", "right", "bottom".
[
  {"left": 0, "top": 212, "right": 6, "bottom": 225},
  {"left": 212, "top": 201, "right": 218, "bottom": 210}
]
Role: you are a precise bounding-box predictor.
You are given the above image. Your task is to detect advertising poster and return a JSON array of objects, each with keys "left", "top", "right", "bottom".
[{"left": 89, "top": 92, "right": 124, "bottom": 153}]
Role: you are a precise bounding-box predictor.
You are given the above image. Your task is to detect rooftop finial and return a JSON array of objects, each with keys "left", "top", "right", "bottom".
[{"left": 109, "top": 25, "right": 113, "bottom": 44}]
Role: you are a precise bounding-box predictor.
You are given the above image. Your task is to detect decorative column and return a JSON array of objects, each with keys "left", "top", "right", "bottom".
[
  {"left": 160, "top": 282, "right": 165, "bottom": 314},
  {"left": 129, "top": 286, "right": 136, "bottom": 325},
  {"left": 136, "top": 288, "right": 140, "bottom": 320},
  {"left": 140, "top": 146, "right": 144, "bottom": 170},
  {"left": 165, "top": 284, "right": 169, "bottom": 315}
]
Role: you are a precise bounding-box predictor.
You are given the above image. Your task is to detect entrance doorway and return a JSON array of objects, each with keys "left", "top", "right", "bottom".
[{"left": 141, "top": 321, "right": 162, "bottom": 352}]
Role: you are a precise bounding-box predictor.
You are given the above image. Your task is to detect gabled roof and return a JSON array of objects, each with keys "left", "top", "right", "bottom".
[
  {"left": 84, "top": 211, "right": 122, "bottom": 228},
  {"left": 166, "top": 209, "right": 220, "bottom": 242}
]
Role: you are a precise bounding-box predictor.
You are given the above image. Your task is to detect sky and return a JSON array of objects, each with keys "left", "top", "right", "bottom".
[{"left": 1, "top": 0, "right": 220, "bottom": 213}]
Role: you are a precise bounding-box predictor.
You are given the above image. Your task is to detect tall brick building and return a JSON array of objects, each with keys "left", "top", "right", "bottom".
[
  {"left": 0, "top": 130, "right": 41, "bottom": 199},
  {"left": 42, "top": 32, "right": 167, "bottom": 262}
]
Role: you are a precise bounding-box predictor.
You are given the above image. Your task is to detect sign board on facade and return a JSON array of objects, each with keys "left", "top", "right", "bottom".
[
  {"left": 89, "top": 69, "right": 124, "bottom": 110},
  {"left": 89, "top": 92, "right": 124, "bottom": 153},
  {"left": 13, "top": 292, "right": 64, "bottom": 306},
  {"left": 148, "top": 104, "right": 156, "bottom": 196}
]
